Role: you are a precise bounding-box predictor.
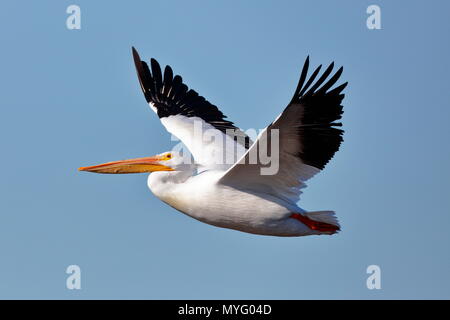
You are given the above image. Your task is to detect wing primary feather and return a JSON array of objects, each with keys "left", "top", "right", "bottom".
[
  {"left": 162, "top": 65, "right": 173, "bottom": 102},
  {"left": 317, "top": 66, "right": 343, "bottom": 94},
  {"left": 299, "top": 64, "right": 322, "bottom": 97},
  {"left": 132, "top": 47, "right": 152, "bottom": 103},
  {"left": 327, "top": 81, "right": 348, "bottom": 96},
  {"left": 290, "top": 56, "right": 309, "bottom": 103},
  {"left": 150, "top": 58, "right": 163, "bottom": 103},
  {"left": 141, "top": 61, "right": 157, "bottom": 103},
  {"left": 304, "top": 62, "right": 334, "bottom": 96}
]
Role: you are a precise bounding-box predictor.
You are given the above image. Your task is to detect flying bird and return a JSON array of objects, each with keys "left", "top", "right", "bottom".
[{"left": 79, "top": 47, "right": 347, "bottom": 237}]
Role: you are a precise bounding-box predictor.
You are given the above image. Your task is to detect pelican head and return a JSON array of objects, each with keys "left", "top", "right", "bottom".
[{"left": 78, "top": 151, "right": 190, "bottom": 174}]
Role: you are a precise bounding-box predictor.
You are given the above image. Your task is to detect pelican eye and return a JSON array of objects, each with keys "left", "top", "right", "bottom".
[{"left": 165, "top": 153, "right": 172, "bottom": 159}]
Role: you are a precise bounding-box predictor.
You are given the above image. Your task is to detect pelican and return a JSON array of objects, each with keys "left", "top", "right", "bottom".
[{"left": 79, "top": 47, "right": 347, "bottom": 237}]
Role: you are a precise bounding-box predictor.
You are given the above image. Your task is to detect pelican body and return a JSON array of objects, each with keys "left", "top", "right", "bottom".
[
  {"left": 148, "top": 169, "right": 330, "bottom": 237},
  {"left": 79, "top": 48, "right": 347, "bottom": 237}
]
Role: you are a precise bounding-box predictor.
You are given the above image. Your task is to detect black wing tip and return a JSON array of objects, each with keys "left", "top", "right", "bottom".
[
  {"left": 150, "top": 57, "right": 160, "bottom": 66},
  {"left": 131, "top": 46, "right": 146, "bottom": 76},
  {"left": 130, "top": 50, "right": 246, "bottom": 142},
  {"left": 132, "top": 46, "right": 141, "bottom": 64},
  {"left": 303, "top": 56, "right": 310, "bottom": 73},
  {"left": 131, "top": 46, "right": 154, "bottom": 103},
  {"left": 288, "top": 57, "right": 347, "bottom": 170},
  {"left": 164, "top": 64, "right": 173, "bottom": 76},
  {"left": 131, "top": 47, "right": 161, "bottom": 74},
  {"left": 293, "top": 57, "right": 346, "bottom": 100},
  {"left": 150, "top": 58, "right": 162, "bottom": 78}
]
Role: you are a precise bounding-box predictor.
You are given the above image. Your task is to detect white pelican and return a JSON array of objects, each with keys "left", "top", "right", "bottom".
[{"left": 79, "top": 47, "right": 347, "bottom": 237}]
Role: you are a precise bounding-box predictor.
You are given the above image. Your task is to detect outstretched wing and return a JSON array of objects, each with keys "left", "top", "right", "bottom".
[
  {"left": 218, "top": 56, "right": 347, "bottom": 204},
  {"left": 132, "top": 47, "right": 251, "bottom": 170}
]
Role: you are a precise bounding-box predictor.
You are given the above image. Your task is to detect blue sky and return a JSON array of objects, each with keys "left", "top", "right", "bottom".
[{"left": 0, "top": 0, "right": 449, "bottom": 299}]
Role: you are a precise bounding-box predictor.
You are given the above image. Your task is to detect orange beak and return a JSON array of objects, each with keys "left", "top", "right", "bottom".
[{"left": 78, "top": 155, "right": 173, "bottom": 174}]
